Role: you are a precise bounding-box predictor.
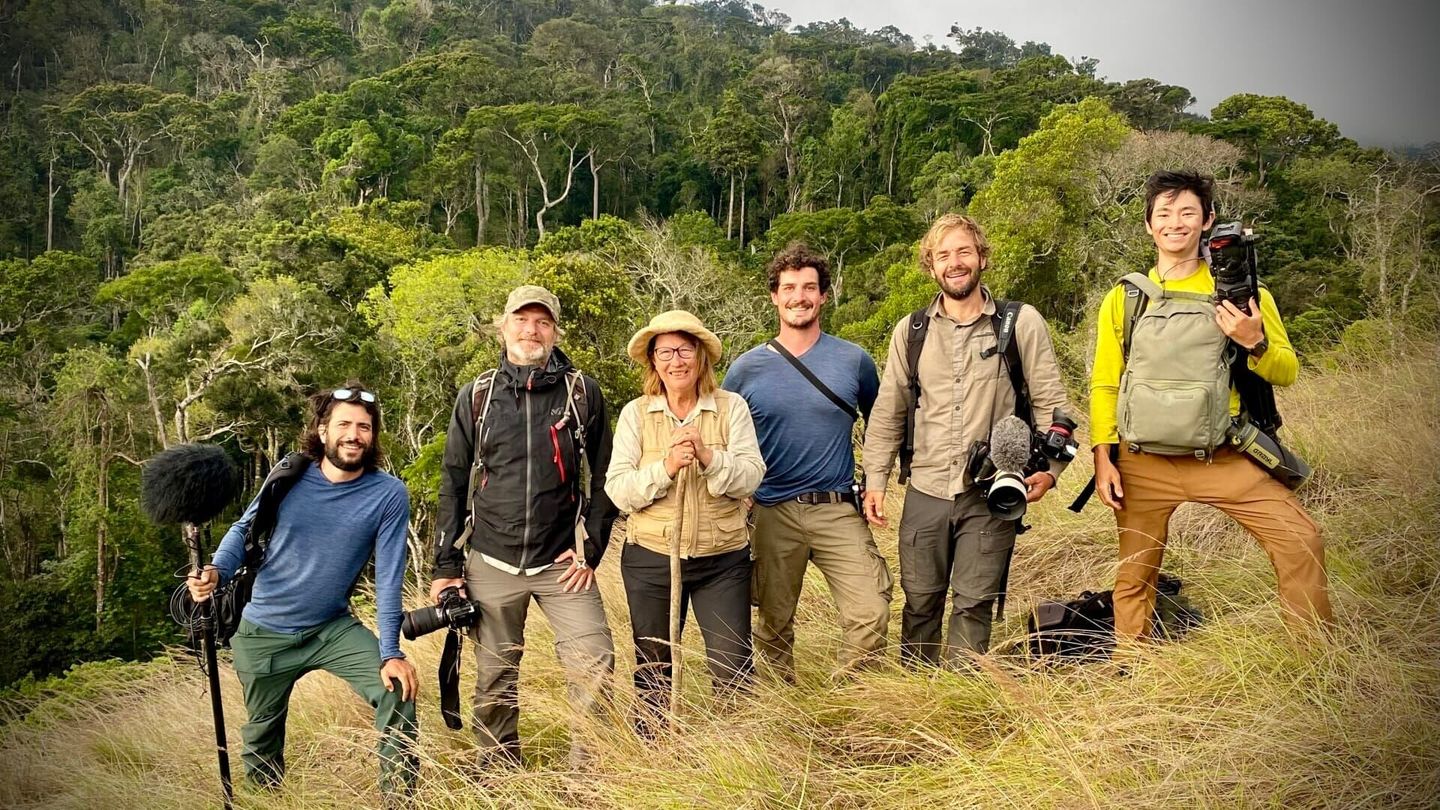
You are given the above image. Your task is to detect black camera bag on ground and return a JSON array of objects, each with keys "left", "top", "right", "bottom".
[
  {"left": 1026, "top": 573, "right": 1202, "bottom": 659},
  {"left": 175, "top": 452, "right": 310, "bottom": 648}
]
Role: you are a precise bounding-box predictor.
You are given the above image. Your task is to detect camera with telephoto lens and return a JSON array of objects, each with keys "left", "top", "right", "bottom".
[
  {"left": 1208, "top": 221, "right": 1260, "bottom": 313},
  {"left": 966, "top": 430, "right": 1047, "bottom": 522},
  {"left": 1036, "top": 409, "right": 1079, "bottom": 464},
  {"left": 966, "top": 442, "right": 1029, "bottom": 521},
  {"left": 401, "top": 585, "right": 477, "bottom": 640}
]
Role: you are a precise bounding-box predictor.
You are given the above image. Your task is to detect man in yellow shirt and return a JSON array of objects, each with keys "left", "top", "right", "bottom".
[{"left": 1089, "top": 170, "right": 1331, "bottom": 641}]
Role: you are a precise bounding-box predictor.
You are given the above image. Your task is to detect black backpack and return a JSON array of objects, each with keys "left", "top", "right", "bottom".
[
  {"left": 451, "top": 368, "right": 591, "bottom": 554},
  {"left": 897, "top": 299, "right": 1031, "bottom": 484},
  {"left": 1025, "top": 573, "right": 1203, "bottom": 659}
]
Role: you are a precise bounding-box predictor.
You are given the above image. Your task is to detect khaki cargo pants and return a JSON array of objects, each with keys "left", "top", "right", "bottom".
[
  {"left": 897, "top": 487, "right": 1016, "bottom": 665},
  {"left": 463, "top": 550, "right": 615, "bottom": 767},
  {"left": 1114, "top": 447, "right": 1331, "bottom": 640},
  {"left": 752, "top": 500, "right": 893, "bottom": 678}
]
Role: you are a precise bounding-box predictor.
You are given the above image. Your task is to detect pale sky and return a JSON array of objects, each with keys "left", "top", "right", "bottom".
[{"left": 769, "top": 0, "right": 1440, "bottom": 148}]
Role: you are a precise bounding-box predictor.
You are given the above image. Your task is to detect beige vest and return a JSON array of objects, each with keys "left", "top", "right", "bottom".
[{"left": 626, "top": 391, "right": 748, "bottom": 559}]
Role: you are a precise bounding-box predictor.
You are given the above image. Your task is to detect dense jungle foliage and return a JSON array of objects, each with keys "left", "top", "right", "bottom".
[{"left": 1, "top": 0, "right": 1436, "bottom": 688}]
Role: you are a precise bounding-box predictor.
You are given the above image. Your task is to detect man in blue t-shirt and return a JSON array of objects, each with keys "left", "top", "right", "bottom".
[
  {"left": 724, "top": 244, "right": 892, "bottom": 680},
  {"left": 188, "top": 383, "right": 417, "bottom": 798}
]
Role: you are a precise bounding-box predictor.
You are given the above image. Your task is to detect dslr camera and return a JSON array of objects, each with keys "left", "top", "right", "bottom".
[
  {"left": 1036, "top": 409, "right": 1079, "bottom": 465},
  {"left": 966, "top": 442, "right": 1031, "bottom": 521},
  {"left": 1208, "top": 221, "right": 1260, "bottom": 313},
  {"left": 967, "top": 410, "right": 1078, "bottom": 521},
  {"left": 401, "top": 585, "right": 478, "bottom": 640}
]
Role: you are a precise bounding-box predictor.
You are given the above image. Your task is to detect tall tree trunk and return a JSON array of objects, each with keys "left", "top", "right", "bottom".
[
  {"left": 618, "top": 164, "right": 626, "bottom": 215},
  {"left": 441, "top": 201, "right": 458, "bottom": 235},
  {"left": 474, "top": 159, "right": 490, "bottom": 247},
  {"left": 136, "top": 353, "right": 169, "bottom": 448},
  {"left": 590, "top": 152, "right": 600, "bottom": 220},
  {"left": 512, "top": 185, "right": 521, "bottom": 248},
  {"left": 886, "top": 126, "right": 899, "bottom": 196},
  {"left": 501, "top": 187, "right": 514, "bottom": 247},
  {"left": 1372, "top": 174, "right": 1389, "bottom": 317},
  {"left": 521, "top": 177, "right": 533, "bottom": 244},
  {"left": 46, "top": 157, "right": 57, "bottom": 251},
  {"left": 173, "top": 381, "right": 192, "bottom": 445},
  {"left": 726, "top": 172, "right": 735, "bottom": 240},
  {"left": 95, "top": 410, "right": 111, "bottom": 630},
  {"left": 784, "top": 126, "right": 800, "bottom": 213},
  {"left": 739, "top": 168, "right": 748, "bottom": 246}
]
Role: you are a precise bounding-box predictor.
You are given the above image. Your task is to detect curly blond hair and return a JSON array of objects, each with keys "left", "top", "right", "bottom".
[{"left": 919, "top": 213, "right": 990, "bottom": 273}]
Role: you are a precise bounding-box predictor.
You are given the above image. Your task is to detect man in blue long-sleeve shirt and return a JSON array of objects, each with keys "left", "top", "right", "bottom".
[{"left": 188, "top": 383, "right": 418, "bottom": 798}]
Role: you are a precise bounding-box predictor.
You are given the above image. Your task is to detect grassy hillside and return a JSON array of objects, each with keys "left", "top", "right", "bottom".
[{"left": 2, "top": 330, "right": 1436, "bottom": 809}]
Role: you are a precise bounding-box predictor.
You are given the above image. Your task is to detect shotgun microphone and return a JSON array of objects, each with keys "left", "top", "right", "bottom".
[
  {"left": 139, "top": 444, "right": 241, "bottom": 808},
  {"left": 985, "top": 416, "right": 1035, "bottom": 521},
  {"left": 141, "top": 443, "right": 242, "bottom": 527}
]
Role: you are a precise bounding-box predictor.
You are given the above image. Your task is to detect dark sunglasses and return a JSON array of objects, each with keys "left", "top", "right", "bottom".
[{"left": 332, "top": 388, "right": 377, "bottom": 404}]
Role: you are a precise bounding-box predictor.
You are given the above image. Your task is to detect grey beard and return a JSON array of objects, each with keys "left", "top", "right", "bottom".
[{"left": 508, "top": 344, "right": 550, "bottom": 366}]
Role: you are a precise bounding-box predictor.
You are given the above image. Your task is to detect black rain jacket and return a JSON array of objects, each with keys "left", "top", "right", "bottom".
[{"left": 433, "top": 347, "right": 616, "bottom": 578}]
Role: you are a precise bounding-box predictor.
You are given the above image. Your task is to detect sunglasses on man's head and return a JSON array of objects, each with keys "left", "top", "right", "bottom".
[{"left": 332, "top": 388, "right": 377, "bottom": 404}]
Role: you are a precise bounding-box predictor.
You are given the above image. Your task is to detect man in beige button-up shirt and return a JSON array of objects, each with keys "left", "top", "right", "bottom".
[{"left": 862, "top": 213, "right": 1074, "bottom": 666}]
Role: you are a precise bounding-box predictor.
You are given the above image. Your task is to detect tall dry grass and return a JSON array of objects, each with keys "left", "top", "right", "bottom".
[{"left": 2, "top": 333, "right": 1437, "bottom": 809}]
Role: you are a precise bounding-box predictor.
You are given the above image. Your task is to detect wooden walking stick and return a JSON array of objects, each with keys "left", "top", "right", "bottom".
[{"left": 668, "top": 467, "right": 687, "bottom": 728}]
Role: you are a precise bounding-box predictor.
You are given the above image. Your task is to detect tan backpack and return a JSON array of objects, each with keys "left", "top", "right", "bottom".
[{"left": 1115, "top": 272, "right": 1233, "bottom": 456}]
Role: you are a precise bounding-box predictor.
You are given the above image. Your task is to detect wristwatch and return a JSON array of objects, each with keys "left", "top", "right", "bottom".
[{"left": 1249, "top": 336, "right": 1269, "bottom": 358}]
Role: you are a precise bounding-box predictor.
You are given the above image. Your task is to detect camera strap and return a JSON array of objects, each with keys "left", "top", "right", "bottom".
[
  {"left": 766, "top": 339, "right": 858, "bottom": 421},
  {"left": 439, "top": 628, "right": 464, "bottom": 730}
]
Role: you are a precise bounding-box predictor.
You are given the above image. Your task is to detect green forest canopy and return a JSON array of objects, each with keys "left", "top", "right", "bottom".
[{"left": 0, "top": 0, "right": 1436, "bottom": 687}]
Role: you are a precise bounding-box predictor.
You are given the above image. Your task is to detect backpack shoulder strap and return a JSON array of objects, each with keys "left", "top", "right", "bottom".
[
  {"left": 565, "top": 369, "right": 589, "bottom": 435},
  {"left": 898, "top": 307, "right": 930, "bottom": 484},
  {"left": 470, "top": 369, "right": 498, "bottom": 429},
  {"left": 458, "top": 369, "right": 501, "bottom": 547},
  {"left": 247, "top": 451, "right": 311, "bottom": 565},
  {"left": 1118, "top": 274, "right": 1157, "bottom": 364},
  {"left": 560, "top": 370, "right": 594, "bottom": 562},
  {"left": 470, "top": 369, "right": 500, "bottom": 458},
  {"left": 557, "top": 369, "right": 591, "bottom": 464},
  {"left": 1120, "top": 271, "right": 1163, "bottom": 300},
  {"left": 989, "top": 299, "right": 1031, "bottom": 426},
  {"left": 904, "top": 308, "right": 929, "bottom": 384}
]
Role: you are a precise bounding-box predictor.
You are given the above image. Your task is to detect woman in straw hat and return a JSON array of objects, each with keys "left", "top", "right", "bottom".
[{"left": 604, "top": 310, "right": 766, "bottom": 733}]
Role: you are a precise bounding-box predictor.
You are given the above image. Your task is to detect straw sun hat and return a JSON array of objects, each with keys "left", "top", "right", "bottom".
[{"left": 625, "top": 310, "right": 723, "bottom": 366}]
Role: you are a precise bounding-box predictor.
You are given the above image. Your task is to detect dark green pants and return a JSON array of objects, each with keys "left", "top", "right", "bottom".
[
  {"left": 230, "top": 615, "right": 418, "bottom": 796},
  {"left": 897, "top": 487, "right": 1016, "bottom": 665}
]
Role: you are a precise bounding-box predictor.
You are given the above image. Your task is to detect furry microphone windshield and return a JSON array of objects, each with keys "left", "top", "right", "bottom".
[
  {"left": 140, "top": 443, "right": 242, "bottom": 526},
  {"left": 988, "top": 415, "right": 1034, "bottom": 475}
]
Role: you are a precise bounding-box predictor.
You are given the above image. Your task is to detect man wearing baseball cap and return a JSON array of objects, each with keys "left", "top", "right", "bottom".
[{"left": 430, "top": 284, "right": 618, "bottom": 769}]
